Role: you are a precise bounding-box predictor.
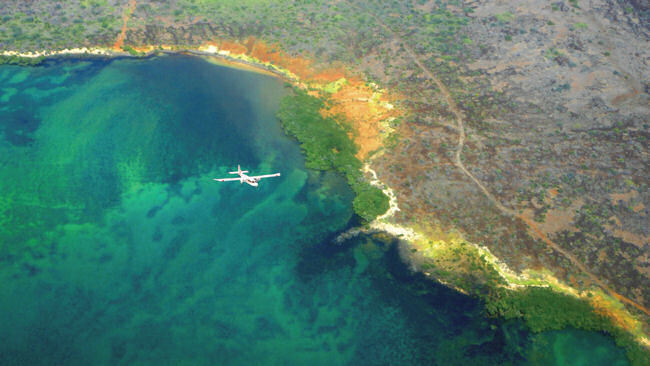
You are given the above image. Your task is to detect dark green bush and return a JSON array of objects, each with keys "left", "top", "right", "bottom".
[
  {"left": 0, "top": 55, "right": 44, "bottom": 66},
  {"left": 277, "top": 88, "right": 389, "bottom": 222},
  {"left": 485, "top": 286, "right": 649, "bottom": 365}
]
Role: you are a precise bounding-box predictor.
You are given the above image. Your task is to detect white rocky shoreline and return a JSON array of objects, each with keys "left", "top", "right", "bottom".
[{"left": 1, "top": 47, "right": 116, "bottom": 58}]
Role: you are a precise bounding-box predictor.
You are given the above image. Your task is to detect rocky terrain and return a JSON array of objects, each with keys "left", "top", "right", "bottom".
[
  {"left": 462, "top": 0, "right": 648, "bottom": 306},
  {"left": 370, "top": 0, "right": 650, "bottom": 313}
]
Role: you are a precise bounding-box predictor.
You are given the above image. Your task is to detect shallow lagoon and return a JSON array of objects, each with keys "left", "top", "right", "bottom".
[{"left": 0, "top": 56, "right": 628, "bottom": 365}]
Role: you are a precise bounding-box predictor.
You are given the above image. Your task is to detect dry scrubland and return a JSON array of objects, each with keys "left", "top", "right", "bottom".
[{"left": 1, "top": 0, "right": 648, "bottom": 361}]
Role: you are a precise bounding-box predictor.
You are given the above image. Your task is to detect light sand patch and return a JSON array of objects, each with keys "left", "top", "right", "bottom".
[
  {"left": 201, "top": 55, "right": 277, "bottom": 77},
  {"left": 598, "top": 248, "right": 608, "bottom": 262},
  {"left": 521, "top": 198, "right": 583, "bottom": 235},
  {"left": 611, "top": 88, "right": 641, "bottom": 105},
  {"left": 603, "top": 215, "right": 648, "bottom": 248},
  {"left": 632, "top": 203, "right": 645, "bottom": 214},
  {"left": 492, "top": 80, "right": 509, "bottom": 92},
  {"left": 611, "top": 215, "right": 623, "bottom": 226},
  {"left": 468, "top": 57, "right": 534, "bottom": 74},
  {"left": 569, "top": 70, "right": 598, "bottom": 92},
  {"left": 610, "top": 228, "right": 648, "bottom": 249},
  {"left": 610, "top": 190, "right": 638, "bottom": 205}
]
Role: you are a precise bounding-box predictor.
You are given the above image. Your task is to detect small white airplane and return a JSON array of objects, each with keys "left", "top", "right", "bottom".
[{"left": 213, "top": 165, "right": 281, "bottom": 187}]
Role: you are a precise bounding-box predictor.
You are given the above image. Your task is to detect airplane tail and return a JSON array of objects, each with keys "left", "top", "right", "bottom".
[{"left": 228, "top": 164, "right": 249, "bottom": 174}]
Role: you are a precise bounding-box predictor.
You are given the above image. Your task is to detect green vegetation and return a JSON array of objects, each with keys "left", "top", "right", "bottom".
[
  {"left": 121, "top": 45, "right": 142, "bottom": 56},
  {"left": 80, "top": 0, "right": 108, "bottom": 7},
  {"left": 485, "top": 286, "right": 649, "bottom": 365},
  {"left": 419, "top": 238, "right": 507, "bottom": 294},
  {"left": 495, "top": 12, "right": 515, "bottom": 22},
  {"left": 487, "top": 287, "right": 607, "bottom": 331},
  {"left": 544, "top": 47, "right": 564, "bottom": 59},
  {"left": 0, "top": 55, "right": 44, "bottom": 66},
  {"left": 277, "top": 88, "right": 389, "bottom": 222},
  {"left": 574, "top": 22, "right": 588, "bottom": 30},
  {"left": 416, "top": 8, "right": 470, "bottom": 55},
  {"left": 322, "top": 78, "right": 347, "bottom": 93}
]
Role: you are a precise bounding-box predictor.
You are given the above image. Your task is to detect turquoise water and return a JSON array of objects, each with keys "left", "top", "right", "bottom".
[{"left": 0, "top": 56, "right": 629, "bottom": 365}]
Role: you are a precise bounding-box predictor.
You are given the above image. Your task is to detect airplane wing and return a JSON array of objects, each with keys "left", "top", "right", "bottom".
[
  {"left": 249, "top": 173, "right": 281, "bottom": 179},
  {"left": 213, "top": 177, "right": 241, "bottom": 182}
]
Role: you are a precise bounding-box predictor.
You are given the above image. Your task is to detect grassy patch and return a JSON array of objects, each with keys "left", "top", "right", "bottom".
[
  {"left": 574, "top": 22, "right": 588, "bottom": 30},
  {"left": 277, "top": 88, "right": 389, "bottom": 222},
  {"left": 322, "top": 78, "right": 347, "bottom": 93},
  {"left": 495, "top": 12, "right": 515, "bottom": 22}
]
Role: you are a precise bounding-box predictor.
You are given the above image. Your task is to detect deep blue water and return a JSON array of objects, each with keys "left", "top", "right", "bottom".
[{"left": 0, "top": 55, "right": 629, "bottom": 365}]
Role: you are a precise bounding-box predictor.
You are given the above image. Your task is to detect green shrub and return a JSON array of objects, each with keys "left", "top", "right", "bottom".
[
  {"left": 574, "top": 22, "right": 588, "bottom": 30},
  {"left": 120, "top": 45, "right": 141, "bottom": 56},
  {"left": 351, "top": 180, "right": 390, "bottom": 222},
  {"left": 495, "top": 12, "right": 515, "bottom": 22},
  {"left": 0, "top": 55, "right": 44, "bottom": 66},
  {"left": 277, "top": 89, "right": 389, "bottom": 222}
]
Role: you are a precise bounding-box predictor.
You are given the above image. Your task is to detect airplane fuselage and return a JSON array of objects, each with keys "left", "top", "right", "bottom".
[
  {"left": 239, "top": 173, "right": 259, "bottom": 187},
  {"left": 213, "top": 165, "right": 279, "bottom": 187}
]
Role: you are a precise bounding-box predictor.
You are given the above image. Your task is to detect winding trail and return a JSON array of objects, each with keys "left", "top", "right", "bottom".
[
  {"left": 113, "top": 0, "right": 137, "bottom": 50},
  {"left": 362, "top": 6, "right": 649, "bottom": 316}
]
